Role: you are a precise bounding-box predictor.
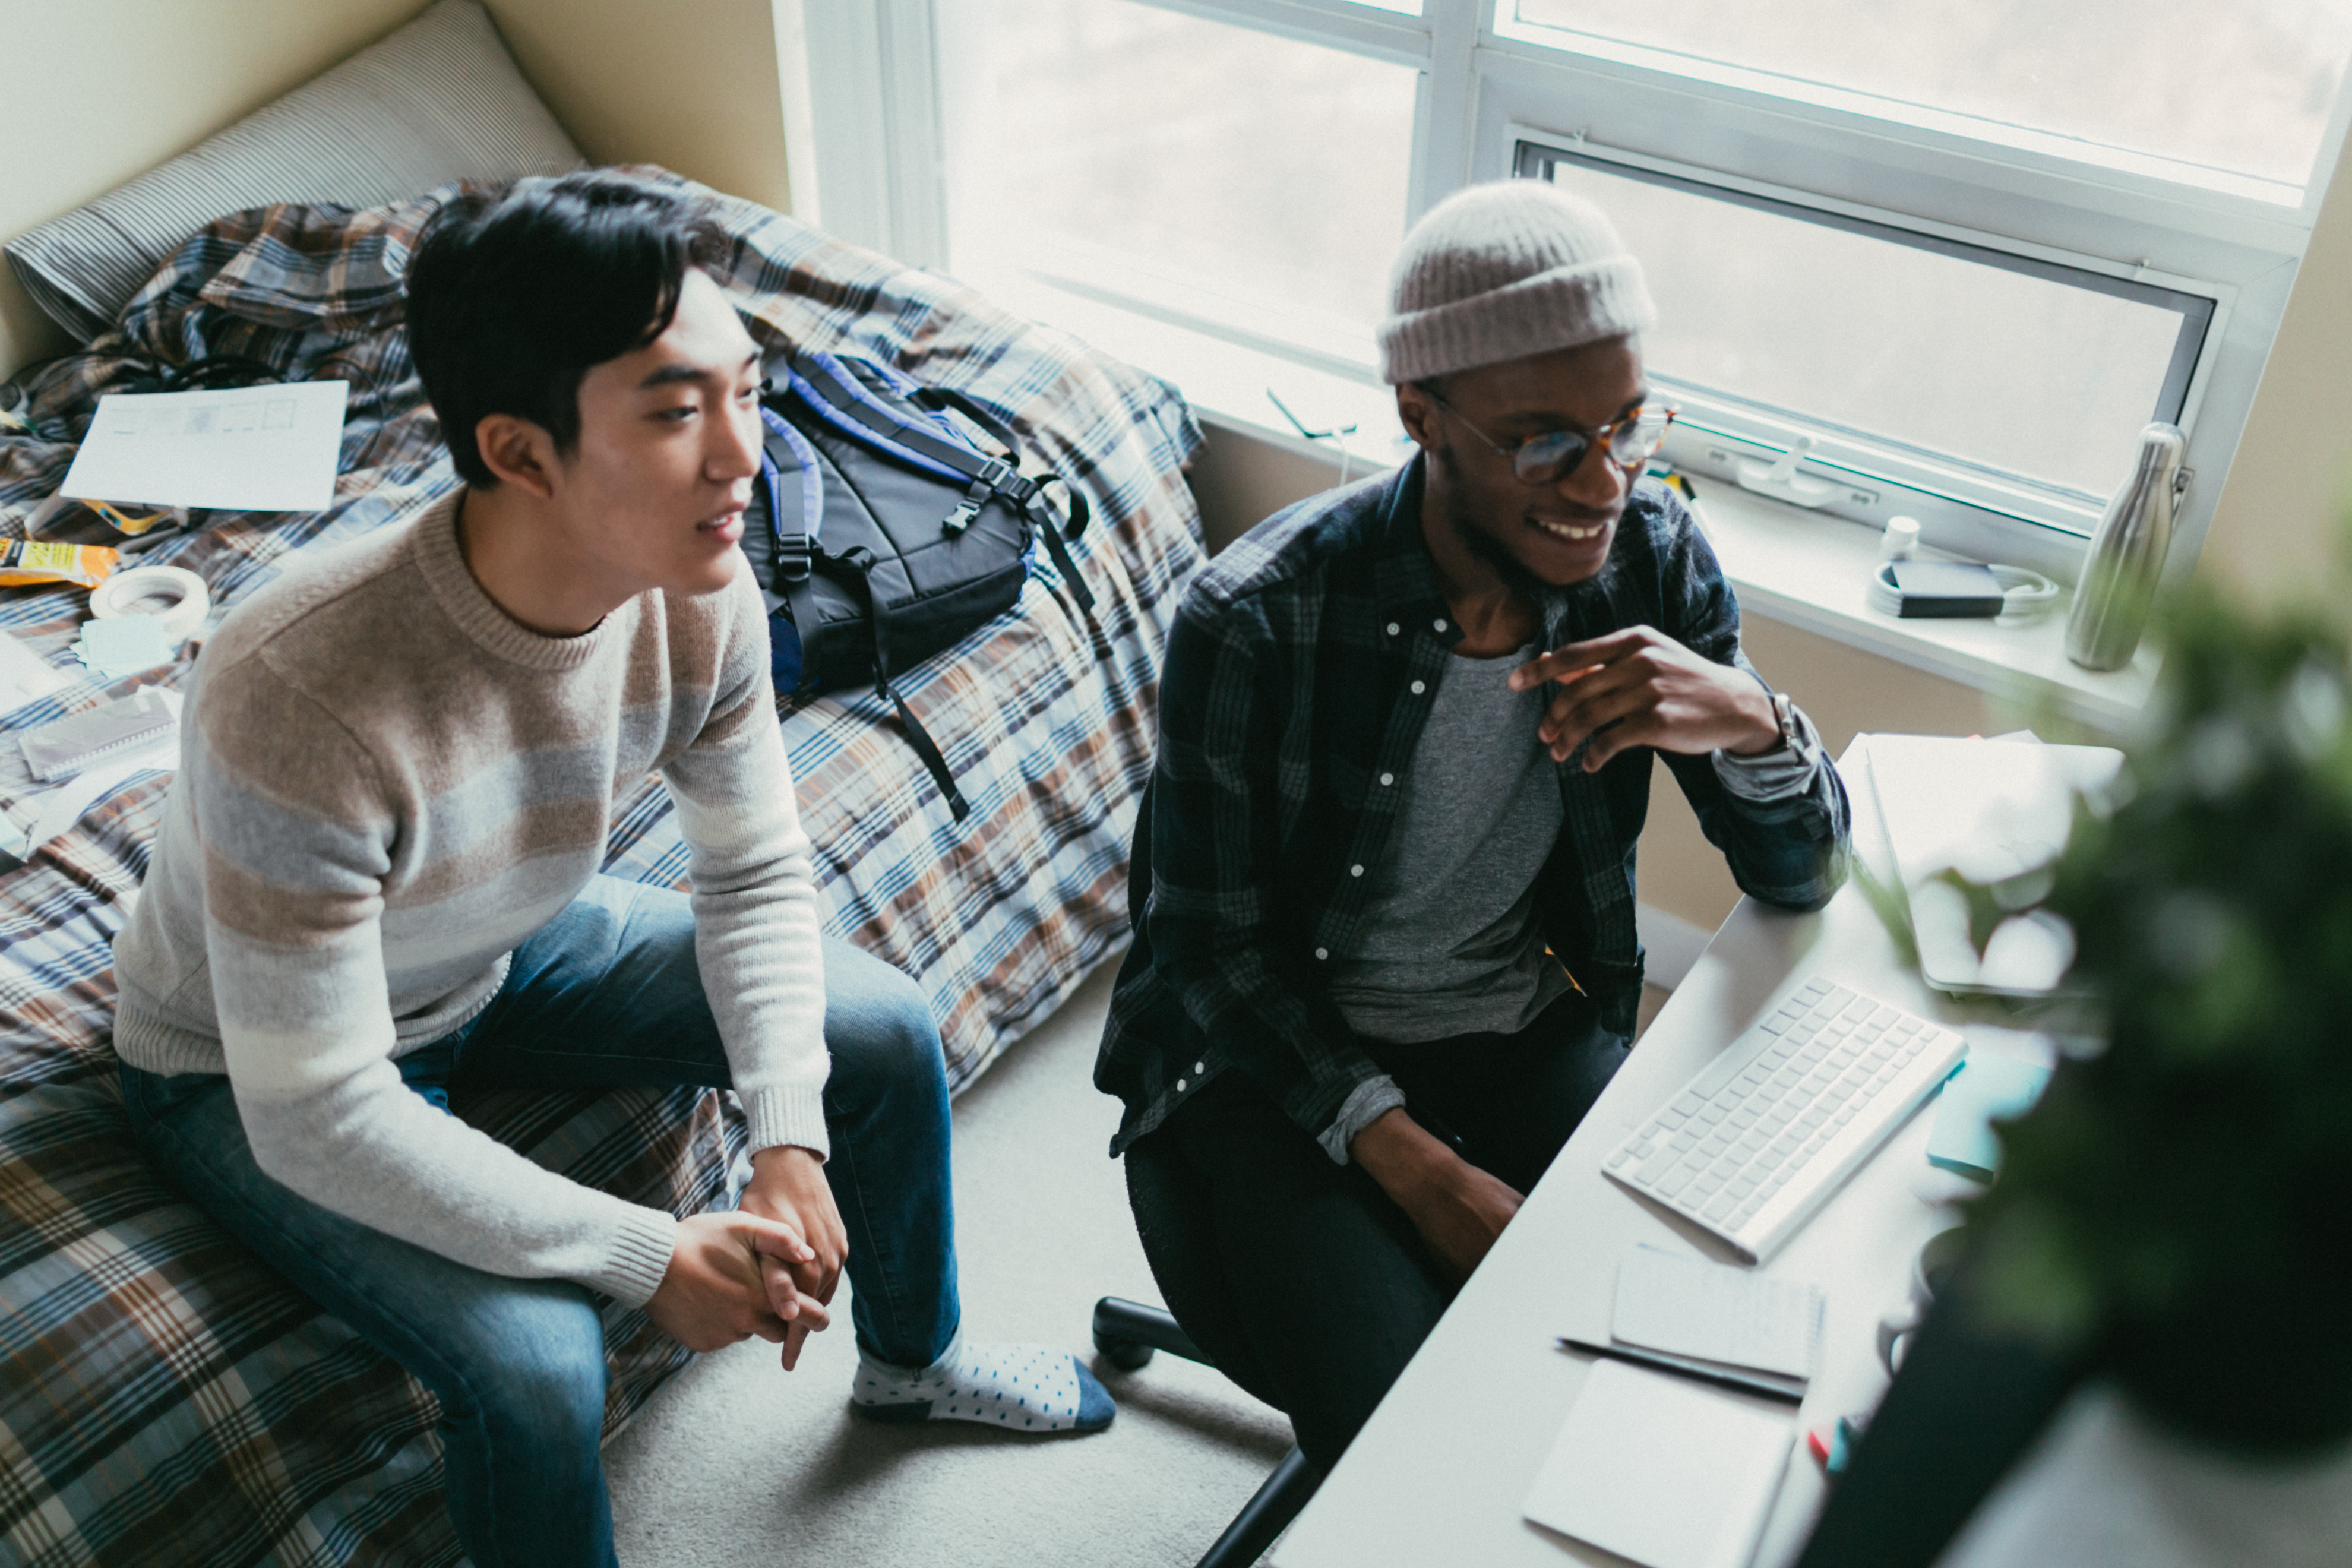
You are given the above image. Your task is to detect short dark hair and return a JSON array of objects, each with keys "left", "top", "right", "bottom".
[{"left": 405, "top": 173, "right": 729, "bottom": 486}]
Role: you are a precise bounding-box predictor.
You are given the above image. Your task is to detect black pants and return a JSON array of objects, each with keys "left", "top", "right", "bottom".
[{"left": 1142, "top": 991, "right": 1628, "bottom": 1470}]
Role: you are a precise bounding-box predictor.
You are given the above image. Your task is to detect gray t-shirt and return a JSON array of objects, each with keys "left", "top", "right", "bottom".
[{"left": 1327, "top": 645, "right": 1573, "bottom": 1044}]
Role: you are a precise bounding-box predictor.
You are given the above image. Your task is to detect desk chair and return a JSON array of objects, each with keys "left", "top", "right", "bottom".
[{"left": 1092, "top": 1136, "right": 1323, "bottom": 1568}]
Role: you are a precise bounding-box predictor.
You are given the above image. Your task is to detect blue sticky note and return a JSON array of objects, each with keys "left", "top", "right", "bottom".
[
  {"left": 75, "top": 616, "right": 172, "bottom": 676},
  {"left": 1927, "top": 1054, "right": 2052, "bottom": 1181}
]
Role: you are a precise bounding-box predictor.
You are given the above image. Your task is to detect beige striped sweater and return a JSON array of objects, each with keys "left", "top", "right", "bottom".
[{"left": 113, "top": 492, "right": 828, "bottom": 1308}]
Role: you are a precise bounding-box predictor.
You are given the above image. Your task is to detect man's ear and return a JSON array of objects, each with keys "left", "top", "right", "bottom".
[
  {"left": 474, "top": 413, "right": 561, "bottom": 499},
  {"left": 1395, "top": 382, "right": 1443, "bottom": 455}
]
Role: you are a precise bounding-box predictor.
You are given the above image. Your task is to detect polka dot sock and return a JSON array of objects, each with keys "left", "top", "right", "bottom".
[{"left": 851, "top": 1335, "right": 1115, "bottom": 1433}]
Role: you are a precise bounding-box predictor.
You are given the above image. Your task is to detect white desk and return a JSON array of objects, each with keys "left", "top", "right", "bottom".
[{"left": 1274, "top": 754, "right": 1977, "bottom": 1568}]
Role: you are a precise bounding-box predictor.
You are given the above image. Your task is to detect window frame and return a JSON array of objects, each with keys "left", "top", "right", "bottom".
[{"left": 792, "top": 0, "right": 2349, "bottom": 584}]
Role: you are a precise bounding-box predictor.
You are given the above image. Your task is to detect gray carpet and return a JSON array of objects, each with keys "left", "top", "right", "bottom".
[{"left": 603, "top": 962, "right": 1295, "bottom": 1566}]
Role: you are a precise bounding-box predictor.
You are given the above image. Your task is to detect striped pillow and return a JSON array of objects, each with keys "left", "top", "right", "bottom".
[{"left": 4, "top": 0, "right": 581, "bottom": 343}]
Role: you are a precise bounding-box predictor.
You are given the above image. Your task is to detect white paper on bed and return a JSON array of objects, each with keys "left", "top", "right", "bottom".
[
  {"left": 1858, "top": 733, "right": 2123, "bottom": 997},
  {"left": 60, "top": 382, "right": 348, "bottom": 512},
  {"left": 1523, "top": 1360, "right": 1795, "bottom": 1568}
]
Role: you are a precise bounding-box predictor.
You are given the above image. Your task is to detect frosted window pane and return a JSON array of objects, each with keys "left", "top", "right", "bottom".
[
  {"left": 1541, "top": 161, "right": 2195, "bottom": 497},
  {"left": 1515, "top": 0, "right": 2352, "bottom": 189},
  {"left": 950, "top": 0, "right": 1418, "bottom": 328}
]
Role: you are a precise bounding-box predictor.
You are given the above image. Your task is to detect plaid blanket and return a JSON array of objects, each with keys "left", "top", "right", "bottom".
[{"left": 0, "top": 172, "right": 1203, "bottom": 1565}]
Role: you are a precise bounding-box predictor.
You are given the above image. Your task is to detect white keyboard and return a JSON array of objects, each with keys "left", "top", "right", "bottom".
[{"left": 1603, "top": 976, "right": 1966, "bottom": 1262}]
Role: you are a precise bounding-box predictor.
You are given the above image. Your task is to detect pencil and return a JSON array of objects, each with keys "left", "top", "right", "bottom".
[{"left": 1556, "top": 1337, "right": 1806, "bottom": 1406}]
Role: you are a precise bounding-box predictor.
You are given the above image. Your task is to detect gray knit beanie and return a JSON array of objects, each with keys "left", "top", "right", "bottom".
[{"left": 1377, "top": 180, "right": 1657, "bottom": 385}]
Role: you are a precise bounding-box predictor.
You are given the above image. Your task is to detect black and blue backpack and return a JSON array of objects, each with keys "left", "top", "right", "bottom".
[{"left": 739, "top": 349, "right": 1094, "bottom": 823}]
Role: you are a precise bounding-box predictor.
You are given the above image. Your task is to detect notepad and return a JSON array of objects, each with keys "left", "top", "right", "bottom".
[
  {"left": 1523, "top": 1360, "right": 1795, "bottom": 1568},
  {"left": 1611, "top": 1243, "right": 1823, "bottom": 1395},
  {"left": 1926, "top": 1052, "right": 2052, "bottom": 1181},
  {"left": 74, "top": 616, "right": 173, "bottom": 679}
]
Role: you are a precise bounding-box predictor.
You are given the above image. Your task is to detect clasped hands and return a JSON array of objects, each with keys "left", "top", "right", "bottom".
[
  {"left": 643, "top": 1144, "right": 845, "bottom": 1370},
  {"left": 1507, "top": 625, "right": 1780, "bottom": 770}
]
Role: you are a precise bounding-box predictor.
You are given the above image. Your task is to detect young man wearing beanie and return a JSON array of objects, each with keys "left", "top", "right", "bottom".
[
  {"left": 113, "top": 173, "right": 1110, "bottom": 1568},
  {"left": 1096, "top": 179, "right": 1850, "bottom": 1471}
]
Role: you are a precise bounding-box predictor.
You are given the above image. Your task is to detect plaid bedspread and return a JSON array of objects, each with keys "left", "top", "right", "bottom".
[{"left": 0, "top": 171, "right": 1203, "bottom": 1565}]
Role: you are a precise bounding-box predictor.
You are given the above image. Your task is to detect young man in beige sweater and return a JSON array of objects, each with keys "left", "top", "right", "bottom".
[{"left": 114, "top": 173, "right": 1109, "bottom": 1568}]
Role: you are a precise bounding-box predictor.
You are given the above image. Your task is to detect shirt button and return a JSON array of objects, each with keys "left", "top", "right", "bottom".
[
  {"left": 1175, "top": 1077, "right": 1187, "bottom": 1092},
  {"left": 1386, "top": 621, "right": 1400, "bottom": 636},
  {"left": 1194, "top": 1060, "right": 1206, "bottom": 1074},
  {"left": 1379, "top": 772, "right": 1394, "bottom": 786},
  {"left": 1410, "top": 679, "right": 1426, "bottom": 695},
  {"left": 1433, "top": 617, "right": 1448, "bottom": 632},
  {"left": 1315, "top": 947, "right": 1330, "bottom": 960},
  {"left": 1351, "top": 864, "right": 1364, "bottom": 877}
]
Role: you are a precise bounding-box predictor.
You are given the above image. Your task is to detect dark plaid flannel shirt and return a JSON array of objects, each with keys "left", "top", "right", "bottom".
[{"left": 1096, "top": 457, "right": 1851, "bottom": 1158}]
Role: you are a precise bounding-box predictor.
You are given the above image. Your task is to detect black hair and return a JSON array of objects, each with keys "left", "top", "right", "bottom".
[{"left": 404, "top": 172, "right": 730, "bottom": 487}]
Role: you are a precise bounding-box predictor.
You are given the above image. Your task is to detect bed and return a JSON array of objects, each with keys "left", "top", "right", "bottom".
[{"left": 0, "top": 165, "right": 1203, "bottom": 1568}]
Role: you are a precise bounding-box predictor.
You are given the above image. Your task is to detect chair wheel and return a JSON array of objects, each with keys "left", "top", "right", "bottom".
[{"left": 1094, "top": 1331, "right": 1156, "bottom": 1371}]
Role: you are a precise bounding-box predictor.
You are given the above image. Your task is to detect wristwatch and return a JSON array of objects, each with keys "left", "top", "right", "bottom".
[{"left": 1765, "top": 690, "right": 1801, "bottom": 753}]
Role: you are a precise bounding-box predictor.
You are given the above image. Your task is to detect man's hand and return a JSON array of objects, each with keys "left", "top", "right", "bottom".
[
  {"left": 644, "top": 1210, "right": 830, "bottom": 1354},
  {"left": 1350, "top": 1108, "right": 1525, "bottom": 1280},
  {"left": 1508, "top": 626, "right": 1779, "bottom": 771},
  {"left": 738, "top": 1145, "right": 848, "bottom": 1371}
]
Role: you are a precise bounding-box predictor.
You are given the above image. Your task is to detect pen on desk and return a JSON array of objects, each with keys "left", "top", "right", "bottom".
[{"left": 1556, "top": 1337, "right": 1806, "bottom": 1407}]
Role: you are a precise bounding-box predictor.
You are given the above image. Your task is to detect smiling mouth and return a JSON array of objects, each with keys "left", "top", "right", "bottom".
[
  {"left": 1531, "top": 516, "right": 1610, "bottom": 543},
  {"left": 697, "top": 510, "right": 745, "bottom": 539}
]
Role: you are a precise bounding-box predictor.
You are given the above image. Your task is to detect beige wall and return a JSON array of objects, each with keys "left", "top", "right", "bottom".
[
  {"left": 2198, "top": 132, "right": 2352, "bottom": 607},
  {"left": 0, "top": 0, "right": 796, "bottom": 381},
  {"left": 0, "top": 0, "right": 422, "bottom": 375},
  {"left": 483, "top": 0, "right": 794, "bottom": 219}
]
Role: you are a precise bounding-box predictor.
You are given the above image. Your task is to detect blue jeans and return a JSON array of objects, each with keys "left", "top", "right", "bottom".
[{"left": 121, "top": 875, "right": 960, "bottom": 1568}]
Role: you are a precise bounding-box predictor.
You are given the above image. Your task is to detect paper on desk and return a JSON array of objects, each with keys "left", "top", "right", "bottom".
[
  {"left": 1612, "top": 1243, "right": 1823, "bottom": 1385},
  {"left": 1523, "top": 1360, "right": 1795, "bottom": 1568},
  {"left": 59, "top": 382, "right": 348, "bottom": 513}
]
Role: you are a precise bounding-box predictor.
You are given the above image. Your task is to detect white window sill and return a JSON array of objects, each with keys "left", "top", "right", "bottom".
[
  {"left": 1687, "top": 482, "right": 2158, "bottom": 735},
  {"left": 976, "top": 268, "right": 2157, "bottom": 735}
]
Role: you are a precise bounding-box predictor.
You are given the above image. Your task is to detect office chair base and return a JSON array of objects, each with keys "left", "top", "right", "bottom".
[
  {"left": 1195, "top": 1445, "right": 1320, "bottom": 1568},
  {"left": 1093, "top": 1295, "right": 1209, "bottom": 1371}
]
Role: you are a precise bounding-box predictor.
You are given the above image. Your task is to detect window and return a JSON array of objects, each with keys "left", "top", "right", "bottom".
[{"left": 792, "top": 0, "right": 2352, "bottom": 578}]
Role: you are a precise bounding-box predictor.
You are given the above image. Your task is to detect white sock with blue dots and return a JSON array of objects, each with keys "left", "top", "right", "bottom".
[{"left": 852, "top": 1334, "right": 1115, "bottom": 1433}]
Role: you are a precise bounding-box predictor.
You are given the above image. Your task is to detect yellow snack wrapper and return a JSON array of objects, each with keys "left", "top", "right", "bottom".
[{"left": 0, "top": 540, "right": 120, "bottom": 589}]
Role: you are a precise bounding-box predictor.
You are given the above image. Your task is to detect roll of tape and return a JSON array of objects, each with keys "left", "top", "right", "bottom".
[{"left": 91, "top": 565, "right": 210, "bottom": 643}]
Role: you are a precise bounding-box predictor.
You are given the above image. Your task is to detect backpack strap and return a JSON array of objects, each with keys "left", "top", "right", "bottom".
[
  {"left": 757, "top": 406, "right": 824, "bottom": 586},
  {"left": 815, "top": 546, "right": 972, "bottom": 823}
]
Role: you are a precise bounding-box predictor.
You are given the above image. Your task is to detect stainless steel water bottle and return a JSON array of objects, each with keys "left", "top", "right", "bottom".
[{"left": 2066, "top": 423, "right": 2186, "bottom": 672}]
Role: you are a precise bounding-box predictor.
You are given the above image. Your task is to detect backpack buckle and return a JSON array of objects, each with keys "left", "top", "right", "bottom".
[
  {"left": 943, "top": 476, "right": 992, "bottom": 535},
  {"left": 776, "top": 533, "right": 813, "bottom": 583},
  {"left": 987, "top": 461, "right": 1039, "bottom": 505}
]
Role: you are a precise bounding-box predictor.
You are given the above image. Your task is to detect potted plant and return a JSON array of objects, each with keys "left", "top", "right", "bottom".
[{"left": 1960, "top": 575, "right": 2352, "bottom": 1458}]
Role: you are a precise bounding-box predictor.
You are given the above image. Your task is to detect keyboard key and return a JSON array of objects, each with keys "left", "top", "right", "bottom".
[
  {"left": 1705, "top": 1192, "right": 1740, "bottom": 1221},
  {"left": 1608, "top": 1146, "right": 1635, "bottom": 1170},
  {"left": 1760, "top": 1015, "right": 1789, "bottom": 1035},
  {"left": 1657, "top": 1164, "right": 1697, "bottom": 1196},
  {"left": 1823, "top": 987, "right": 1854, "bottom": 1008}
]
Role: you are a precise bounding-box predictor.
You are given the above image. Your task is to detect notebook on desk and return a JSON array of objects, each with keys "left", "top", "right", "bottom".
[
  {"left": 1855, "top": 734, "right": 2123, "bottom": 998},
  {"left": 1523, "top": 1360, "right": 1794, "bottom": 1568}
]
